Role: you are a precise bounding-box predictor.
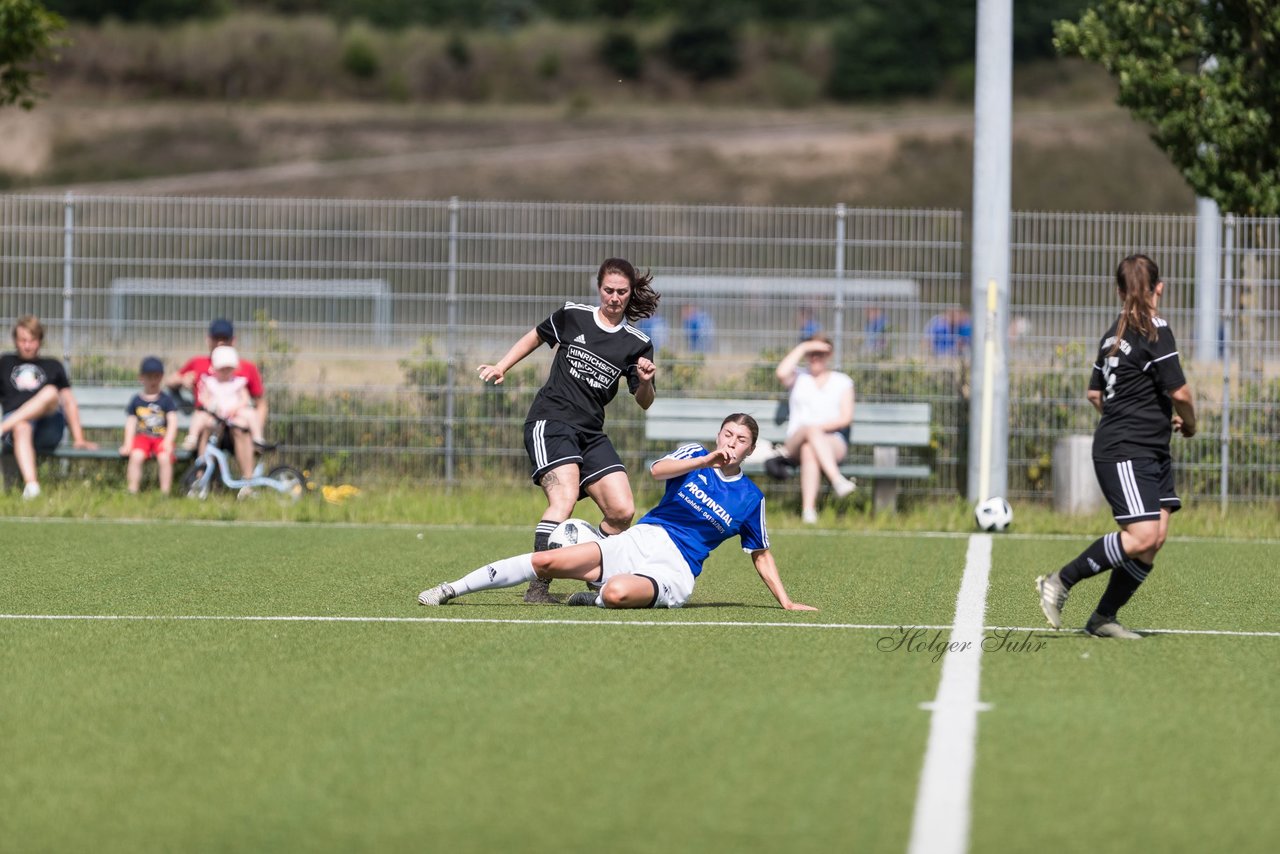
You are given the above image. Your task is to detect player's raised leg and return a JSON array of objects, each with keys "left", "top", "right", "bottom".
[
  {"left": 418, "top": 540, "right": 603, "bottom": 606},
  {"left": 0, "top": 384, "right": 59, "bottom": 437}
]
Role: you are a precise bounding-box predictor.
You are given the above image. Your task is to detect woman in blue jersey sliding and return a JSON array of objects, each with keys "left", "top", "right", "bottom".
[{"left": 418, "top": 413, "right": 816, "bottom": 611}]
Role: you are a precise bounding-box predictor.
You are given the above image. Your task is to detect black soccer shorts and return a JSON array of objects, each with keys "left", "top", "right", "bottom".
[
  {"left": 524, "top": 419, "right": 625, "bottom": 491},
  {"left": 1093, "top": 457, "right": 1181, "bottom": 523}
]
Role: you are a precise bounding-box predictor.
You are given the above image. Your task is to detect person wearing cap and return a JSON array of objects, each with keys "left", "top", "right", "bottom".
[
  {"left": 166, "top": 318, "right": 268, "bottom": 480},
  {"left": 119, "top": 356, "right": 179, "bottom": 494},
  {"left": 0, "top": 314, "right": 98, "bottom": 499},
  {"left": 186, "top": 345, "right": 262, "bottom": 481}
]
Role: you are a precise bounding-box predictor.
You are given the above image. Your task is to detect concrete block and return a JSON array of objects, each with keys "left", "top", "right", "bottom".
[{"left": 1053, "top": 435, "right": 1106, "bottom": 514}]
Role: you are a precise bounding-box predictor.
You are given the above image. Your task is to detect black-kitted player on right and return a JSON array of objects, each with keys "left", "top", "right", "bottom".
[{"left": 1037, "top": 253, "right": 1197, "bottom": 639}]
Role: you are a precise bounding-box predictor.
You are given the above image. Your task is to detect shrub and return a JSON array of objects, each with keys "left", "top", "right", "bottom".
[
  {"left": 341, "top": 30, "right": 380, "bottom": 80},
  {"left": 827, "top": 0, "right": 974, "bottom": 101},
  {"left": 828, "top": 9, "right": 938, "bottom": 101},
  {"left": 763, "top": 61, "right": 821, "bottom": 108},
  {"left": 598, "top": 28, "right": 643, "bottom": 80},
  {"left": 445, "top": 31, "right": 471, "bottom": 68},
  {"left": 536, "top": 49, "right": 561, "bottom": 79},
  {"left": 665, "top": 11, "right": 740, "bottom": 82}
]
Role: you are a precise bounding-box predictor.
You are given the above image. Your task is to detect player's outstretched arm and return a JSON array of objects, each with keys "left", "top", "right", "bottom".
[
  {"left": 750, "top": 549, "right": 816, "bottom": 611},
  {"left": 650, "top": 446, "right": 735, "bottom": 481},
  {"left": 478, "top": 329, "right": 543, "bottom": 385}
]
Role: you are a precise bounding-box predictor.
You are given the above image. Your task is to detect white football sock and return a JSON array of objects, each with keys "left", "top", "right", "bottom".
[{"left": 450, "top": 553, "right": 538, "bottom": 594}]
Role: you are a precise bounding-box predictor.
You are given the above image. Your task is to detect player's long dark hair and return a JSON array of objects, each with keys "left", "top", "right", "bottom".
[
  {"left": 597, "top": 257, "right": 661, "bottom": 322},
  {"left": 1111, "top": 253, "right": 1161, "bottom": 356}
]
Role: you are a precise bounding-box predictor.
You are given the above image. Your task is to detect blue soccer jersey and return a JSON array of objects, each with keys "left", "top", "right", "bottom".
[{"left": 638, "top": 444, "right": 770, "bottom": 577}]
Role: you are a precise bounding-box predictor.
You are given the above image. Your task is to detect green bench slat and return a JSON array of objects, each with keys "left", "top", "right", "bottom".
[
  {"left": 72, "top": 387, "right": 145, "bottom": 406},
  {"left": 647, "top": 419, "right": 788, "bottom": 444},
  {"left": 734, "top": 461, "right": 930, "bottom": 478},
  {"left": 647, "top": 459, "right": 931, "bottom": 480},
  {"left": 837, "top": 463, "right": 931, "bottom": 480},
  {"left": 69, "top": 385, "right": 192, "bottom": 431},
  {"left": 646, "top": 400, "right": 932, "bottom": 448},
  {"left": 649, "top": 421, "right": 930, "bottom": 447},
  {"left": 646, "top": 399, "right": 930, "bottom": 423},
  {"left": 646, "top": 399, "right": 781, "bottom": 420},
  {"left": 850, "top": 423, "right": 930, "bottom": 446},
  {"left": 49, "top": 446, "right": 193, "bottom": 461}
]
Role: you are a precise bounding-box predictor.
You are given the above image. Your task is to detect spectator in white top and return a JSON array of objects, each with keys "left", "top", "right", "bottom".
[
  {"left": 201, "top": 346, "right": 252, "bottom": 425},
  {"left": 189, "top": 345, "right": 263, "bottom": 475},
  {"left": 769, "top": 335, "right": 856, "bottom": 523}
]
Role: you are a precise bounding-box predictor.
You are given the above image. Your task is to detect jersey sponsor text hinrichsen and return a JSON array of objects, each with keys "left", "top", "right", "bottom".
[{"left": 525, "top": 302, "right": 654, "bottom": 433}]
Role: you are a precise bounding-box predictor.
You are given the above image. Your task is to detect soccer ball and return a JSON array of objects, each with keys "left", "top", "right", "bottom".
[
  {"left": 974, "top": 497, "right": 1013, "bottom": 532},
  {"left": 548, "top": 518, "right": 603, "bottom": 548}
]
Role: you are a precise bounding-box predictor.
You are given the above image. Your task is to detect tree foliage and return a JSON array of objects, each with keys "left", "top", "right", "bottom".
[
  {"left": 44, "top": 0, "right": 226, "bottom": 23},
  {"left": 828, "top": 0, "right": 973, "bottom": 100},
  {"left": 0, "top": 0, "right": 66, "bottom": 110},
  {"left": 665, "top": 0, "right": 742, "bottom": 83},
  {"left": 1056, "top": 0, "right": 1280, "bottom": 216}
]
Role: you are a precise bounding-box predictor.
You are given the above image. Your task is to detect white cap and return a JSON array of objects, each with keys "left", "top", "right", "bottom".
[{"left": 211, "top": 345, "right": 239, "bottom": 370}]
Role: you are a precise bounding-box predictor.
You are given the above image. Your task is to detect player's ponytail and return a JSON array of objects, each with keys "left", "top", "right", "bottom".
[
  {"left": 597, "top": 257, "right": 661, "bottom": 322},
  {"left": 1112, "top": 254, "right": 1160, "bottom": 356}
]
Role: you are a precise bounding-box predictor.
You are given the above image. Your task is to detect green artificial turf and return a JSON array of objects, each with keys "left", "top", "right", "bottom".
[{"left": 1, "top": 520, "right": 1275, "bottom": 853}]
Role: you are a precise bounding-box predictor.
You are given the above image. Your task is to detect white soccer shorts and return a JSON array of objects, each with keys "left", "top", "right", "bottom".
[{"left": 597, "top": 523, "right": 696, "bottom": 609}]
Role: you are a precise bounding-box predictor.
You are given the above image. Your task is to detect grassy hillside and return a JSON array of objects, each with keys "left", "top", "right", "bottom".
[
  {"left": 0, "top": 15, "right": 1195, "bottom": 210},
  {"left": 0, "top": 98, "right": 1193, "bottom": 211}
]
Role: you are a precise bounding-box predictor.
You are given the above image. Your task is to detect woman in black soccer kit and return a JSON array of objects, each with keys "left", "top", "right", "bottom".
[
  {"left": 478, "top": 258, "right": 660, "bottom": 602},
  {"left": 1036, "top": 254, "right": 1197, "bottom": 639}
]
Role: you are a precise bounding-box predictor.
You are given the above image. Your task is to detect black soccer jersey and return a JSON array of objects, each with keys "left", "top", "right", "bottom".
[
  {"left": 1088, "top": 315, "right": 1187, "bottom": 461},
  {"left": 525, "top": 302, "right": 654, "bottom": 433},
  {"left": 1, "top": 353, "right": 70, "bottom": 413}
]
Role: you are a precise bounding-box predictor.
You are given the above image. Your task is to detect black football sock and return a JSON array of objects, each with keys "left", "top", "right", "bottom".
[
  {"left": 598, "top": 521, "right": 622, "bottom": 537},
  {"left": 533, "top": 518, "right": 558, "bottom": 552},
  {"left": 1059, "top": 532, "right": 1124, "bottom": 589},
  {"left": 1095, "top": 557, "right": 1152, "bottom": 620}
]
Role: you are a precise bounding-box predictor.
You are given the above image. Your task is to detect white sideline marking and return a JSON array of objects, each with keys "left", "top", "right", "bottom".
[
  {"left": 0, "top": 614, "right": 1276, "bottom": 637},
  {"left": 907, "top": 534, "right": 992, "bottom": 854}
]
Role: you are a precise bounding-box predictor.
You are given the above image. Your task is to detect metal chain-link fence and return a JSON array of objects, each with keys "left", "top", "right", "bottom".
[{"left": 1, "top": 194, "right": 1276, "bottom": 503}]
